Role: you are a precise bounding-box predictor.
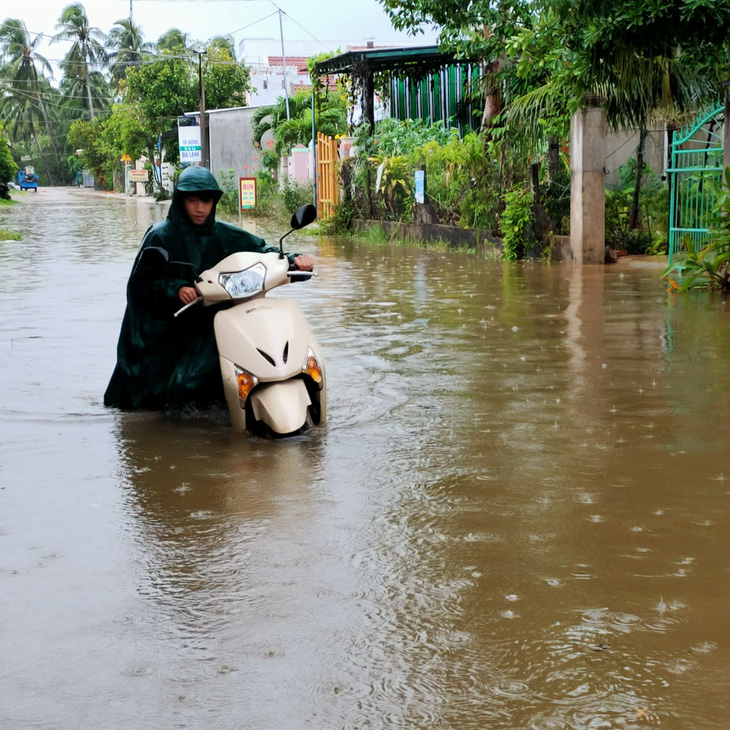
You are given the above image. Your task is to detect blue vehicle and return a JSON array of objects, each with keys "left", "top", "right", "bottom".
[{"left": 19, "top": 169, "right": 38, "bottom": 191}]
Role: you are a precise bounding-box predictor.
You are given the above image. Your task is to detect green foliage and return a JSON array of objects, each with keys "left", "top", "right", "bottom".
[
  {"left": 354, "top": 117, "right": 456, "bottom": 158},
  {"left": 500, "top": 182, "right": 535, "bottom": 260},
  {"left": 252, "top": 91, "right": 347, "bottom": 162},
  {"left": 54, "top": 3, "right": 109, "bottom": 121},
  {"left": 541, "top": 169, "right": 571, "bottom": 235},
  {"left": 605, "top": 159, "right": 668, "bottom": 254},
  {"left": 280, "top": 176, "right": 314, "bottom": 217},
  {"left": 0, "top": 227, "right": 21, "bottom": 239},
  {"left": 348, "top": 120, "right": 502, "bottom": 229},
  {"left": 217, "top": 169, "right": 239, "bottom": 216},
  {"left": 0, "top": 125, "right": 18, "bottom": 183},
  {"left": 67, "top": 117, "right": 107, "bottom": 184},
  {"left": 369, "top": 154, "right": 412, "bottom": 221},
  {"left": 664, "top": 166, "right": 730, "bottom": 291},
  {"left": 125, "top": 55, "right": 197, "bottom": 137},
  {"left": 202, "top": 45, "right": 251, "bottom": 110},
  {"left": 99, "top": 103, "right": 152, "bottom": 162},
  {"left": 419, "top": 132, "right": 501, "bottom": 228},
  {"left": 106, "top": 17, "right": 153, "bottom": 89},
  {"left": 250, "top": 170, "right": 282, "bottom": 218}
]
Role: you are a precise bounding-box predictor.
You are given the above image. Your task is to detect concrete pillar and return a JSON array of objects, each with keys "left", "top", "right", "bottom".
[{"left": 570, "top": 105, "right": 607, "bottom": 264}]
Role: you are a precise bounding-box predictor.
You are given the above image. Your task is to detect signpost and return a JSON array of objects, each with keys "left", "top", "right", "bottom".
[
  {"left": 178, "top": 124, "right": 202, "bottom": 164},
  {"left": 239, "top": 177, "right": 257, "bottom": 210},
  {"left": 128, "top": 169, "right": 149, "bottom": 183},
  {"left": 239, "top": 177, "right": 257, "bottom": 228},
  {"left": 414, "top": 169, "right": 425, "bottom": 205}
]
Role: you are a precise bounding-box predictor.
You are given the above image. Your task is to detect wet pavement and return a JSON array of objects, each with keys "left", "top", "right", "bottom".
[{"left": 0, "top": 187, "right": 729, "bottom": 729}]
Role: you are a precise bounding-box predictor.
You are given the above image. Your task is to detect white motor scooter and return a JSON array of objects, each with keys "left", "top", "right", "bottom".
[{"left": 174, "top": 204, "right": 326, "bottom": 436}]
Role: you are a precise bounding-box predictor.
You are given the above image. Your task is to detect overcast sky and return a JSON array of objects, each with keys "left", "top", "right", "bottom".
[{"left": 6, "top": 0, "right": 439, "bottom": 66}]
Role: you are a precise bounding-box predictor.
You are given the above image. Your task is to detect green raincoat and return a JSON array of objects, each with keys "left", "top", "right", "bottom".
[{"left": 104, "top": 166, "right": 292, "bottom": 410}]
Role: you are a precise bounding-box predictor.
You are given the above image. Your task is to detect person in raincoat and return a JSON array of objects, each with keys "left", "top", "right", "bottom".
[{"left": 104, "top": 166, "right": 314, "bottom": 410}]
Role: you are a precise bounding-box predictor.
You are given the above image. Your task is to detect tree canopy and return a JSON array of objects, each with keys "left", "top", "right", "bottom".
[{"left": 0, "top": 3, "right": 254, "bottom": 187}]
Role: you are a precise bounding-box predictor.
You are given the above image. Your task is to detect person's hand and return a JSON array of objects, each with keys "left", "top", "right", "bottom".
[
  {"left": 178, "top": 285, "right": 199, "bottom": 304},
  {"left": 292, "top": 255, "right": 315, "bottom": 272}
]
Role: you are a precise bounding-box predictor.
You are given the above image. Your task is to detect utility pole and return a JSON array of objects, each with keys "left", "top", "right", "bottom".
[
  {"left": 278, "top": 9, "right": 290, "bottom": 120},
  {"left": 129, "top": 0, "right": 133, "bottom": 23},
  {"left": 198, "top": 51, "right": 207, "bottom": 167}
]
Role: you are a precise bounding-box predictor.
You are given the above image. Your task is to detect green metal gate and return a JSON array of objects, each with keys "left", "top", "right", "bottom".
[{"left": 667, "top": 104, "right": 725, "bottom": 265}]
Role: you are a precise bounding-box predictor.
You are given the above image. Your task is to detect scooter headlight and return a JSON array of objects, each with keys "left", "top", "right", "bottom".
[
  {"left": 234, "top": 366, "right": 258, "bottom": 403},
  {"left": 219, "top": 263, "right": 266, "bottom": 298},
  {"left": 302, "top": 347, "right": 324, "bottom": 388}
]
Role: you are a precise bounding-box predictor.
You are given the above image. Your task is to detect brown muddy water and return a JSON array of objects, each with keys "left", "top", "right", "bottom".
[{"left": 0, "top": 188, "right": 729, "bottom": 729}]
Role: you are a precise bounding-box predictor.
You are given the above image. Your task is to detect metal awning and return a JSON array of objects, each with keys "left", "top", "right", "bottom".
[{"left": 313, "top": 45, "right": 477, "bottom": 76}]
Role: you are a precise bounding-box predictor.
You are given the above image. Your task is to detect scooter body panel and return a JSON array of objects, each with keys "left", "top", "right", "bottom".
[
  {"left": 215, "top": 298, "right": 310, "bottom": 379},
  {"left": 214, "top": 297, "right": 326, "bottom": 433},
  {"left": 250, "top": 379, "right": 311, "bottom": 434}
]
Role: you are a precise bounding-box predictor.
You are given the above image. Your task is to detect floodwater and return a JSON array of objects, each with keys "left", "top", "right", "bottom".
[{"left": 1, "top": 188, "right": 729, "bottom": 730}]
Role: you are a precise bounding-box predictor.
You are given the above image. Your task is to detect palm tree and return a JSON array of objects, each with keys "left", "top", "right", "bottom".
[
  {"left": 0, "top": 18, "right": 65, "bottom": 183},
  {"left": 156, "top": 28, "right": 192, "bottom": 54},
  {"left": 208, "top": 35, "right": 236, "bottom": 59},
  {"left": 107, "top": 17, "right": 154, "bottom": 90},
  {"left": 53, "top": 3, "right": 108, "bottom": 119},
  {"left": 0, "top": 85, "right": 52, "bottom": 184}
]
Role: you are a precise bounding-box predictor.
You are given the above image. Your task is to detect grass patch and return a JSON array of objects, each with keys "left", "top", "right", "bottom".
[{"left": 0, "top": 227, "right": 21, "bottom": 240}]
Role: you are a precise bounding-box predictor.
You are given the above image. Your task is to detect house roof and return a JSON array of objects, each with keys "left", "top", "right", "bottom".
[{"left": 313, "top": 45, "right": 478, "bottom": 76}]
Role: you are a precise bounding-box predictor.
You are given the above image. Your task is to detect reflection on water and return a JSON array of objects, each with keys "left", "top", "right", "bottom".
[{"left": 0, "top": 189, "right": 729, "bottom": 729}]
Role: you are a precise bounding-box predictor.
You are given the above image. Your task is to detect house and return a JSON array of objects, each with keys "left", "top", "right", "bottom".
[{"left": 182, "top": 107, "right": 265, "bottom": 186}]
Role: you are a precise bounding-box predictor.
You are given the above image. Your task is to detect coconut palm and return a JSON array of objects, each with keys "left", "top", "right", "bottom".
[
  {"left": 53, "top": 3, "right": 108, "bottom": 119},
  {"left": 208, "top": 35, "right": 236, "bottom": 59},
  {"left": 107, "top": 17, "right": 154, "bottom": 90},
  {"left": 156, "top": 28, "right": 192, "bottom": 54},
  {"left": 0, "top": 85, "right": 52, "bottom": 183},
  {"left": 0, "top": 18, "right": 65, "bottom": 183}
]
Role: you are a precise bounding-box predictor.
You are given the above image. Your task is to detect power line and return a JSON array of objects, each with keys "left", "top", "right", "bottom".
[{"left": 268, "top": 2, "right": 333, "bottom": 53}]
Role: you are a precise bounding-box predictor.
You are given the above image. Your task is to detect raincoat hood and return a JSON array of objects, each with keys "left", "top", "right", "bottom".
[
  {"left": 169, "top": 166, "right": 223, "bottom": 233},
  {"left": 175, "top": 165, "right": 223, "bottom": 200}
]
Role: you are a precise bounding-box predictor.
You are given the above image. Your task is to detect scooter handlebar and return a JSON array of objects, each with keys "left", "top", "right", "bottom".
[
  {"left": 286, "top": 270, "right": 317, "bottom": 278},
  {"left": 173, "top": 296, "right": 203, "bottom": 318}
]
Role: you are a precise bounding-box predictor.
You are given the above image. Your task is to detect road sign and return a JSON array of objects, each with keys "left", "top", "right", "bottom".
[
  {"left": 178, "top": 125, "right": 202, "bottom": 163},
  {"left": 239, "top": 177, "right": 257, "bottom": 210},
  {"left": 129, "top": 169, "right": 149, "bottom": 183}
]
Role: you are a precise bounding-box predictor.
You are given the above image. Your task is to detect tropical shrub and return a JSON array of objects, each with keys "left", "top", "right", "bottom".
[
  {"left": 500, "top": 182, "right": 535, "bottom": 260},
  {"left": 217, "top": 168, "right": 239, "bottom": 216},
  {"left": 419, "top": 132, "right": 501, "bottom": 229},
  {"left": 350, "top": 121, "right": 502, "bottom": 229},
  {"left": 0, "top": 125, "right": 18, "bottom": 184},
  {"left": 280, "top": 175, "right": 314, "bottom": 217},
  {"left": 605, "top": 159, "right": 668, "bottom": 254}
]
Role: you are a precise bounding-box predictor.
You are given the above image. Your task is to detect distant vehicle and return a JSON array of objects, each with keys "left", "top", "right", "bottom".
[{"left": 18, "top": 168, "right": 38, "bottom": 192}]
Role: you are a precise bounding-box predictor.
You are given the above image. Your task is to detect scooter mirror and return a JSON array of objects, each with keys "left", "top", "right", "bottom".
[{"left": 290, "top": 204, "right": 317, "bottom": 230}]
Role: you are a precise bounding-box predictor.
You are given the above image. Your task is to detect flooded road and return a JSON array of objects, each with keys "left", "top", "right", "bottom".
[{"left": 1, "top": 188, "right": 729, "bottom": 729}]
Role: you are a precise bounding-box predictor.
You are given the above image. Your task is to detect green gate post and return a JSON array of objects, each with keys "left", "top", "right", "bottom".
[{"left": 667, "top": 104, "right": 724, "bottom": 266}]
